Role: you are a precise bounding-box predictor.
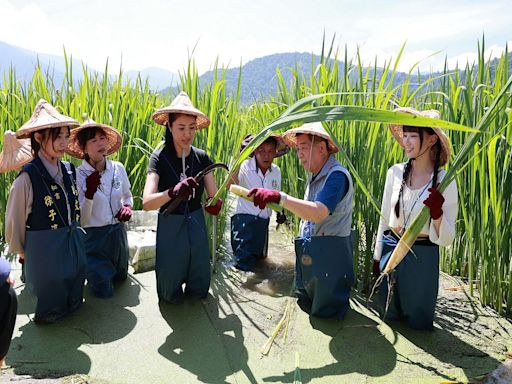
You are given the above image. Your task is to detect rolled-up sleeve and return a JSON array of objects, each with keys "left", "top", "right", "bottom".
[
  {"left": 429, "top": 179, "right": 458, "bottom": 246},
  {"left": 5, "top": 172, "right": 32, "bottom": 255}
]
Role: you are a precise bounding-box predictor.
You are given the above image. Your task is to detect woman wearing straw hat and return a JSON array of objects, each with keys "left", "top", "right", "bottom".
[
  {"left": 5, "top": 99, "right": 87, "bottom": 323},
  {"left": 68, "top": 120, "right": 132, "bottom": 298},
  {"left": 229, "top": 134, "right": 289, "bottom": 272},
  {"left": 143, "top": 92, "right": 222, "bottom": 303},
  {"left": 373, "top": 107, "right": 458, "bottom": 330},
  {"left": 247, "top": 122, "right": 354, "bottom": 319}
]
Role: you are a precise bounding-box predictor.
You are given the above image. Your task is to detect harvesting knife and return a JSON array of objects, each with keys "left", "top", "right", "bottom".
[{"left": 162, "top": 162, "right": 229, "bottom": 216}]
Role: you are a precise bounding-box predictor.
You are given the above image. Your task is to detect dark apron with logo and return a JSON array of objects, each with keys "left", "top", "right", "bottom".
[
  {"left": 84, "top": 223, "right": 129, "bottom": 298},
  {"left": 230, "top": 213, "right": 269, "bottom": 271},
  {"left": 294, "top": 235, "right": 354, "bottom": 319},
  {"left": 156, "top": 209, "right": 210, "bottom": 303},
  {"left": 24, "top": 223, "right": 87, "bottom": 322},
  {"left": 378, "top": 234, "right": 440, "bottom": 330}
]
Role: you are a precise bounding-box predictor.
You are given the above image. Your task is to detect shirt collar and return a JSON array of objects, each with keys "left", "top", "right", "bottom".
[
  {"left": 81, "top": 158, "right": 111, "bottom": 172},
  {"left": 248, "top": 157, "right": 273, "bottom": 174}
]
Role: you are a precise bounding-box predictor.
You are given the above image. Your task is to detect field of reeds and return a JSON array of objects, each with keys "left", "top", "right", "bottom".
[{"left": 0, "top": 40, "right": 510, "bottom": 314}]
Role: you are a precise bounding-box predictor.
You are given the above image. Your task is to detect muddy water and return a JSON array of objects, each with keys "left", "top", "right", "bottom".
[{"left": 222, "top": 222, "right": 296, "bottom": 297}]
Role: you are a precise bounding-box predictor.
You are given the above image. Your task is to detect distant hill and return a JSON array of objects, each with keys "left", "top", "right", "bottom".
[{"left": 0, "top": 41, "right": 178, "bottom": 90}]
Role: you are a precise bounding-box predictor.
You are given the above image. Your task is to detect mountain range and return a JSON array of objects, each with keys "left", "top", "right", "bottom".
[{"left": 2, "top": 40, "right": 509, "bottom": 104}]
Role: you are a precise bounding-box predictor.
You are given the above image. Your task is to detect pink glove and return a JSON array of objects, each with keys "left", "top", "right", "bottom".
[
  {"left": 247, "top": 188, "right": 281, "bottom": 209},
  {"left": 423, "top": 187, "right": 445, "bottom": 220},
  {"left": 205, "top": 198, "right": 223, "bottom": 216},
  {"left": 168, "top": 177, "right": 198, "bottom": 200},
  {"left": 116, "top": 205, "right": 132, "bottom": 222}
]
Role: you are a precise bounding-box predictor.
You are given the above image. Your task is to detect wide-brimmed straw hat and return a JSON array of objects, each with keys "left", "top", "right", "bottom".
[
  {"left": 241, "top": 133, "right": 290, "bottom": 158},
  {"left": 389, "top": 107, "right": 452, "bottom": 166},
  {"left": 67, "top": 119, "right": 123, "bottom": 159},
  {"left": 0, "top": 130, "right": 33, "bottom": 173},
  {"left": 282, "top": 122, "right": 339, "bottom": 154},
  {"left": 151, "top": 91, "right": 210, "bottom": 129},
  {"left": 15, "top": 99, "right": 79, "bottom": 139}
]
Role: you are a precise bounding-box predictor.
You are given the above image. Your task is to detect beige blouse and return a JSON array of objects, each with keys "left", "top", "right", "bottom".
[{"left": 373, "top": 163, "right": 458, "bottom": 261}]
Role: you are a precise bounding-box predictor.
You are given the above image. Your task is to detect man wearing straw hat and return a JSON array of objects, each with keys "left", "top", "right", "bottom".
[
  {"left": 5, "top": 99, "right": 87, "bottom": 323},
  {"left": 68, "top": 119, "right": 133, "bottom": 298},
  {"left": 247, "top": 122, "right": 354, "bottom": 319},
  {"left": 229, "top": 134, "right": 289, "bottom": 272}
]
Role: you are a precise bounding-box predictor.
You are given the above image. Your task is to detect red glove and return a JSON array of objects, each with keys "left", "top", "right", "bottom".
[
  {"left": 247, "top": 188, "right": 281, "bottom": 209},
  {"left": 85, "top": 171, "right": 101, "bottom": 199},
  {"left": 205, "top": 198, "right": 223, "bottom": 216},
  {"left": 168, "top": 177, "right": 198, "bottom": 200},
  {"left": 116, "top": 205, "right": 132, "bottom": 222},
  {"left": 423, "top": 187, "right": 445, "bottom": 220},
  {"left": 18, "top": 256, "right": 24, "bottom": 265}
]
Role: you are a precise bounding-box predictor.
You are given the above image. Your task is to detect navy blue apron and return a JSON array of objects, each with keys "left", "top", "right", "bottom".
[
  {"left": 294, "top": 235, "right": 354, "bottom": 319},
  {"left": 230, "top": 213, "right": 269, "bottom": 271},
  {"left": 378, "top": 234, "right": 440, "bottom": 330},
  {"left": 84, "top": 223, "right": 129, "bottom": 298},
  {"left": 155, "top": 209, "right": 211, "bottom": 303},
  {"left": 24, "top": 223, "right": 87, "bottom": 322}
]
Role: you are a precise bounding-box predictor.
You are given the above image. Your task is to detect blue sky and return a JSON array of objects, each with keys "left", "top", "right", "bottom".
[{"left": 0, "top": 0, "right": 510, "bottom": 74}]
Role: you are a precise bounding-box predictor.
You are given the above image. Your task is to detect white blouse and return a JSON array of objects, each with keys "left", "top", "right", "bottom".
[
  {"left": 373, "top": 163, "right": 458, "bottom": 261},
  {"left": 77, "top": 159, "right": 133, "bottom": 228}
]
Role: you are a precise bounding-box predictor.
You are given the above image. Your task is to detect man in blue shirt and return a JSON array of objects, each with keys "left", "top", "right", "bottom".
[{"left": 248, "top": 122, "right": 354, "bottom": 319}]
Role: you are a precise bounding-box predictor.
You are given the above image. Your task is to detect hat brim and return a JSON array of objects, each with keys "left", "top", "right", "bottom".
[
  {"left": 151, "top": 108, "right": 210, "bottom": 129},
  {"left": 67, "top": 122, "right": 123, "bottom": 159},
  {"left": 389, "top": 107, "right": 451, "bottom": 166},
  {"left": 282, "top": 127, "right": 339, "bottom": 154},
  {"left": 0, "top": 137, "right": 33, "bottom": 173}
]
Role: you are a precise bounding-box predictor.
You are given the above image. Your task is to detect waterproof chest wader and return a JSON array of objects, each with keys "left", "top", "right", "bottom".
[
  {"left": 156, "top": 208, "right": 210, "bottom": 303},
  {"left": 378, "top": 233, "right": 439, "bottom": 330},
  {"left": 84, "top": 223, "right": 129, "bottom": 298},
  {"left": 295, "top": 235, "right": 354, "bottom": 319},
  {"left": 25, "top": 224, "right": 86, "bottom": 321},
  {"left": 23, "top": 159, "right": 86, "bottom": 322},
  {"left": 230, "top": 213, "right": 269, "bottom": 271}
]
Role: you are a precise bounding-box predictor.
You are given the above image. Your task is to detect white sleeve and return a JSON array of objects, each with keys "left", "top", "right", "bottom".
[
  {"left": 429, "top": 178, "right": 458, "bottom": 246},
  {"left": 238, "top": 160, "right": 250, "bottom": 189},
  {"left": 374, "top": 167, "right": 395, "bottom": 261},
  {"left": 118, "top": 163, "right": 134, "bottom": 207},
  {"left": 76, "top": 165, "right": 93, "bottom": 227}
]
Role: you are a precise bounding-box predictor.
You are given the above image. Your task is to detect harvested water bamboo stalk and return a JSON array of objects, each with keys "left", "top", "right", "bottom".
[{"left": 229, "top": 184, "right": 284, "bottom": 213}]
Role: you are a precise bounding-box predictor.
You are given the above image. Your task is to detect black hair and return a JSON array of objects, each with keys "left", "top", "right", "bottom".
[
  {"left": 30, "top": 127, "right": 70, "bottom": 157},
  {"left": 76, "top": 127, "right": 107, "bottom": 161},
  {"left": 164, "top": 113, "right": 182, "bottom": 146},
  {"left": 394, "top": 126, "right": 442, "bottom": 218},
  {"left": 262, "top": 136, "right": 277, "bottom": 147}
]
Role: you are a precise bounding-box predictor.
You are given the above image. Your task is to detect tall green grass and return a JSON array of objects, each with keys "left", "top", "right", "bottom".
[{"left": 0, "top": 39, "right": 510, "bottom": 314}]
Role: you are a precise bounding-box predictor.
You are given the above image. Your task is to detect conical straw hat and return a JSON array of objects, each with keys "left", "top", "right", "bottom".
[
  {"left": 151, "top": 92, "right": 210, "bottom": 129},
  {"left": 0, "top": 130, "right": 33, "bottom": 173},
  {"left": 282, "top": 122, "right": 339, "bottom": 154},
  {"left": 67, "top": 119, "right": 123, "bottom": 159},
  {"left": 16, "top": 99, "right": 79, "bottom": 139},
  {"left": 389, "top": 107, "right": 452, "bottom": 166}
]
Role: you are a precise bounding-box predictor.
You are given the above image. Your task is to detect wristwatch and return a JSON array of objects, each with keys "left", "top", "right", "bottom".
[{"left": 279, "top": 191, "right": 288, "bottom": 206}]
